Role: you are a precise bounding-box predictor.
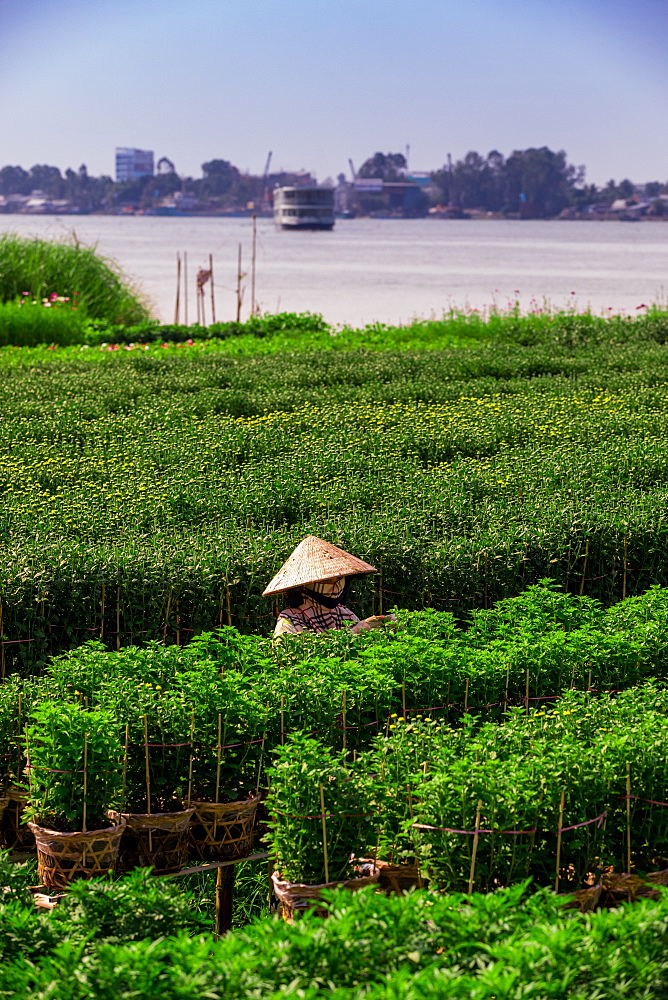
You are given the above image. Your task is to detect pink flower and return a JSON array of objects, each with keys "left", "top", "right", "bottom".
[{"left": 186, "top": 338, "right": 194, "bottom": 345}]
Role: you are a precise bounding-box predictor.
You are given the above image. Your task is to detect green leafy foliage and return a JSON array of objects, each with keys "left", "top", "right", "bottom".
[{"left": 24, "top": 702, "right": 122, "bottom": 831}]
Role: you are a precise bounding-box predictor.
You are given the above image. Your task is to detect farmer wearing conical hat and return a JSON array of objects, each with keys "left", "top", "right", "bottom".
[{"left": 263, "top": 535, "right": 396, "bottom": 639}]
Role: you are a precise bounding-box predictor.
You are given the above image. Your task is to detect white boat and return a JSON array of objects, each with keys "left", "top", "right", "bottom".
[{"left": 273, "top": 186, "right": 335, "bottom": 230}]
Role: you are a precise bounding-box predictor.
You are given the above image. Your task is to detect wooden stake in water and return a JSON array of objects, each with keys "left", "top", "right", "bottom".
[
  {"left": 468, "top": 800, "right": 482, "bottom": 894},
  {"left": 209, "top": 253, "right": 216, "bottom": 323},
  {"left": 184, "top": 251, "right": 189, "bottom": 326},
  {"left": 250, "top": 215, "right": 257, "bottom": 316},
  {"left": 626, "top": 763, "right": 632, "bottom": 872},
  {"left": 319, "top": 782, "right": 330, "bottom": 884},
  {"left": 174, "top": 252, "right": 181, "bottom": 324},
  {"left": 236, "top": 243, "right": 244, "bottom": 322},
  {"left": 555, "top": 789, "right": 565, "bottom": 892}
]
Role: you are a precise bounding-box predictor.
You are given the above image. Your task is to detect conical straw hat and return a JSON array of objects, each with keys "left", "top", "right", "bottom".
[{"left": 263, "top": 536, "right": 377, "bottom": 597}]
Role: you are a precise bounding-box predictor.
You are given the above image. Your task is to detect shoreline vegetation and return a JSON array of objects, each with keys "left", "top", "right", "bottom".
[{"left": 2, "top": 145, "right": 667, "bottom": 219}]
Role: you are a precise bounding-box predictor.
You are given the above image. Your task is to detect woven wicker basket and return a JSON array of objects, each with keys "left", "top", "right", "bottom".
[
  {"left": 375, "top": 860, "right": 428, "bottom": 894},
  {"left": 28, "top": 819, "right": 126, "bottom": 891},
  {"left": 111, "top": 807, "right": 195, "bottom": 875},
  {"left": 1, "top": 786, "right": 35, "bottom": 851},
  {"left": 189, "top": 796, "right": 260, "bottom": 862},
  {"left": 271, "top": 861, "right": 379, "bottom": 922}
]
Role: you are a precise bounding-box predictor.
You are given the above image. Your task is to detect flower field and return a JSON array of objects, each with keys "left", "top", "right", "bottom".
[
  {"left": 2, "top": 310, "right": 668, "bottom": 671},
  {"left": 4, "top": 307, "right": 668, "bottom": 996}
]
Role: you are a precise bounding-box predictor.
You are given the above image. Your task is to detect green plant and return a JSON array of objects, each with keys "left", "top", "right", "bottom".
[
  {"left": 24, "top": 702, "right": 122, "bottom": 831},
  {"left": 0, "top": 234, "right": 149, "bottom": 325},
  {"left": 265, "top": 733, "right": 370, "bottom": 884}
]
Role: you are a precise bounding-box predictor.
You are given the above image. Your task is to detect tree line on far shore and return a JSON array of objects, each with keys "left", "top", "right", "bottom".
[{"left": 1, "top": 147, "right": 667, "bottom": 218}]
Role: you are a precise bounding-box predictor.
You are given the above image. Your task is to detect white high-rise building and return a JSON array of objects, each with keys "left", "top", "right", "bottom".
[{"left": 115, "top": 148, "right": 154, "bottom": 183}]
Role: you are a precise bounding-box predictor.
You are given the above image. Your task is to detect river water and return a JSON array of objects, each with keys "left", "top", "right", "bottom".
[{"left": 3, "top": 215, "right": 667, "bottom": 326}]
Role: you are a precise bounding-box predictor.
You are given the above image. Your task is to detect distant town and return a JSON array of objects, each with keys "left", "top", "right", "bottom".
[{"left": 1, "top": 146, "right": 667, "bottom": 220}]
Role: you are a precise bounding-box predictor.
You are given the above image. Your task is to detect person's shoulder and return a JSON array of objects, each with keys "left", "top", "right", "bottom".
[{"left": 338, "top": 605, "right": 360, "bottom": 623}]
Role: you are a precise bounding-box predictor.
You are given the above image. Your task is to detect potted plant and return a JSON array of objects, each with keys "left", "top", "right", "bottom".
[
  {"left": 0, "top": 677, "right": 37, "bottom": 851},
  {"left": 175, "top": 667, "right": 267, "bottom": 862},
  {"left": 104, "top": 684, "right": 195, "bottom": 874},
  {"left": 24, "top": 702, "right": 125, "bottom": 890},
  {"left": 265, "top": 733, "right": 378, "bottom": 920}
]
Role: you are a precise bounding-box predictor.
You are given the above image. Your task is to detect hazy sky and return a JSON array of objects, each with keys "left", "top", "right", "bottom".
[{"left": 1, "top": 0, "right": 667, "bottom": 186}]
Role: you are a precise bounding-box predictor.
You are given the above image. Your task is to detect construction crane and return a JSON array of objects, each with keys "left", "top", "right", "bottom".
[
  {"left": 262, "top": 151, "right": 273, "bottom": 208},
  {"left": 348, "top": 158, "right": 357, "bottom": 183}
]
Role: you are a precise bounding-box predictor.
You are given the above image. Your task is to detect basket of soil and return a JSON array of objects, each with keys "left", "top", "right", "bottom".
[
  {"left": 28, "top": 819, "right": 126, "bottom": 891},
  {"left": 271, "top": 860, "right": 380, "bottom": 922},
  {"left": 189, "top": 795, "right": 260, "bottom": 862},
  {"left": 111, "top": 806, "right": 196, "bottom": 874},
  {"left": 1, "top": 786, "right": 35, "bottom": 851}
]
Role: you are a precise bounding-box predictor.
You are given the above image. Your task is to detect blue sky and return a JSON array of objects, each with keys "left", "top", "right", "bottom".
[{"left": 1, "top": 0, "right": 667, "bottom": 185}]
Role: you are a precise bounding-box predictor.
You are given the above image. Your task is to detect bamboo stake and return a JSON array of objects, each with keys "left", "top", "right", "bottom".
[
  {"left": 143, "top": 714, "right": 152, "bottom": 856},
  {"left": 468, "top": 800, "right": 482, "bottom": 894},
  {"left": 123, "top": 722, "right": 129, "bottom": 806},
  {"left": 187, "top": 709, "right": 195, "bottom": 806},
  {"left": 464, "top": 678, "right": 469, "bottom": 712},
  {"left": 226, "top": 579, "right": 232, "bottom": 627},
  {"left": 579, "top": 540, "right": 589, "bottom": 597},
  {"left": 402, "top": 681, "right": 406, "bottom": 717},
  {"left": 163, "top": 587, "right": 173, "bottom": 642},
  {"left": 525, "top": 669, "right": 530, "bottom": 715},
  {"left": 82, "top": 732, "right": 88, "bottom": 834},
  {"left": 319, "top": 782, "right": 329, "bottom": 884},
  {"left": 250, "top": 215, "right": 257, "bottom": 316},
  {"left": 342, "top": 690, "right": 347, "bottom": 750},
  {"left": 184, "top": 251, "right": 189, "bottom": 326},
  {"left": 503, "top": 664, "right": 510, "bottom": 715},
  {"left": 176, "top": 600, "right": 181, "bottom": 647},
  {"left": 209, "top": 253, "right": 216, "bottom": 323},
  {"left": 116, "top": 586, "right": 121, "bottom": 652},
  {"left": 623, "top": 537, "right": 628, "bottom": 600},
  {"left": 215, "top": 713, "right": 222, "bottom": 804},
  {"left": 218, "top": 592, "right": 224, "bottom": 628},
  {"left": 626, "top": 763, "right": 632, "bottom": 872},
  {"left": 0, "top": 598, "right": 4, "bottom": 681},
  {"left": 280, "top": 695, "right": 285, "bottom": 745},
  {"left": 100, "top": 583, "right": 105, "bottom": 639},
  {"left": 378, "top": 557, "right": 383, "bottom": 615},
  {"left": 555, "top": 789, "right": 565, "bottom": 892},
  {"left": 236, "top": 244, "right": 243, "bottom": 322},
  {"left": 174, "top": 252, "right": 181, "bottom": 324}
]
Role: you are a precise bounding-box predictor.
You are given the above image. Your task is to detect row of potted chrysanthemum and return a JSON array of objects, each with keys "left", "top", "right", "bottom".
[{"left": 3, "top": 700, "right": 261, "bottom": 891}]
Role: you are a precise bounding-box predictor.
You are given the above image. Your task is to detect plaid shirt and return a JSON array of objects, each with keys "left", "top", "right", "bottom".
[{"left": 274, "top": 602, "right": 360, "bottom": 636}]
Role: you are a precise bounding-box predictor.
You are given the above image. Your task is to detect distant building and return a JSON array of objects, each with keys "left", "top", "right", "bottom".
[{"left": 115, "top": 148, "right": 154, "bottom": 183}]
